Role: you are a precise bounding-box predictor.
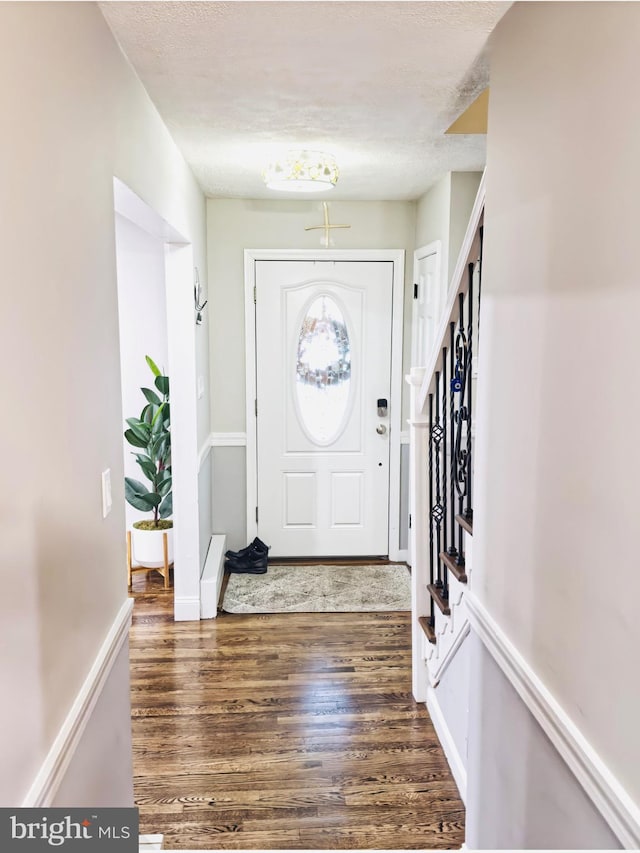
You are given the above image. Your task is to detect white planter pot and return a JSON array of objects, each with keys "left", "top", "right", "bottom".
[{"left": 131, "top": 526, "right": 174, "bottom": 568}]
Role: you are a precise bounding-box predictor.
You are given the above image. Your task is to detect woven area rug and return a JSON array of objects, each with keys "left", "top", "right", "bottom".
[{"left": 222, "top": 563, "right": 411, "bottom": 613}]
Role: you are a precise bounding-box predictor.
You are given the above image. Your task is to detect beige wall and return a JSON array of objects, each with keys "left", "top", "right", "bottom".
[
  {"left": 449, "top": 172, "right": 483, "bottom": 282},
  {"left": 207, "top": 198, "right": 416, "bottom": 432},
  {"left": 414, "top": 171, "right": 482, "bottom": 290},
  {"left": 0, "top": 2, "right": 207, "bottom": 804},
  {"left": 471, "top": 0, "right": 640, "bottom": 830},
  {"left": 415, "top": 172, "right": 451, "bottom": 264}
]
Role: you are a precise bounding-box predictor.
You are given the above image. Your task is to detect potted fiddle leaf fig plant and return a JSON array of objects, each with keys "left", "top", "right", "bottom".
[{"left": 124, "top": 356, "right": 173, "bottom": 569}]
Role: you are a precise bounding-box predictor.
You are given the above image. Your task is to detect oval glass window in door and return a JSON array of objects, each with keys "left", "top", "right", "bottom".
[{"left": 295, "top": 295, "right": 352, "bottom": 445}]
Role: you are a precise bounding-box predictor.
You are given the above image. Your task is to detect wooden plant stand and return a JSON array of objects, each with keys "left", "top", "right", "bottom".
[{"left": 127, "top": 530, "right": 173, "bottom": 590}]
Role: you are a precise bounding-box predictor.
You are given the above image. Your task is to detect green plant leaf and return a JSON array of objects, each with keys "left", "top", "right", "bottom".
[
  {"left": 157, "top": 473, "right": 172, "bottom": 496},
  {"left": 126, "top": 421, "right": 151, "bottom": 444},
  {"left": 125, "top": 478, "right": 161, "bottom": 512},
  {"left": 150, "top": 401, "right": 165, "bottom": 429},
  {"left": 159, "top": 492, "right": 173, "bottom": 518},
  {"left": 161, "top": 403, "right": 170, "bottom": 425},
  {"left": 145, "top": 355, "right": 161, "bottom": 377},
  {"left": 152, "top": 434, "right": 168, "bottom": 460},
  {"left": 136, "top": 458, "right": 157, "bottom": 482},
  {"left": 124, "top": 428, "right": 147, "bottom": 449},
  {"left": 141, "top": 404, "right": 154, "bottom": 425},
  {"left": 155, "top": 375, "right": 169, "bottom": 396},
  {"left": 142, "top": 387, "right": 162, "bottom": 406}
]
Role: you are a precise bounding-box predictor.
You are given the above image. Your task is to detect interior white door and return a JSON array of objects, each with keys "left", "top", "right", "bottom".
[
  {"left": 255, "top": 260, "right": 393, "bottom": 557},
  {"left": 412, "top": 244, "right": 443, "bottom": 368}
]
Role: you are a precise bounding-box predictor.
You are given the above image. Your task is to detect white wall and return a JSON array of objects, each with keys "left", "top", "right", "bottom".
[
  {"left": 0, "top": 2, "right": 207, "bottom": 806},
  {"left": 207, "top": 198, "right": 415, "bottom": 550},
  {"left": 115, "top": 215, "right": 169, "bottom": 531},
  {"left": 469, "top": 0, "right": 640, "bottom": 840}
]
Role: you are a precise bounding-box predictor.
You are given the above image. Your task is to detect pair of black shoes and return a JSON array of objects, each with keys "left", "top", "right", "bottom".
[{"left": 224, "top": 537, "right": 269, "bottom": 574}]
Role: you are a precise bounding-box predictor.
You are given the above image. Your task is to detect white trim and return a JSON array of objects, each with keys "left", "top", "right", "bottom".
[
  {"left": 466, "top": 592, "right": 640, "bottom": 849},
  {"left": 427, "top": 684, "right": 467, "bottom": 804},
  {"left": 429, "top": 619, "right": 470, "bottom": 688},
  {"left": 419, "top": 171, "right": 486, "bottom": 411},
  {"left": 244, "top": 249, "right": 405, "bottom": 559},
  {"left": 200, "top": 534, "right": 226, "bottom": 619},
  {"left": 198, "top": 439, "right": 212, "bottom": 473},
  {"left": 396, "top": 548, "right": 409, "bottom": 563},
  {"left": 210, "top": 431, "right": 247, "bottom": 447},
  {"left": 174, "top": 596, "right": 201, "bottom": 622},
  {"left": 400, "top": 430, "right": 409, "bottom": 444},
  {"left": 23, "top": 598, "right": 134, "bottom": 807},
  {"left": 139, "top": 835, "right": 163, "bottom": 851}
]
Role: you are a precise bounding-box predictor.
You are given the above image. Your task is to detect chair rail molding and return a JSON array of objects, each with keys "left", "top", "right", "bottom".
[
  {"left": 22, "top": 598, "right": 134, "bottom": 807},
  {"left": 466, "top": 592, "right": 640, "bottom": 849}
]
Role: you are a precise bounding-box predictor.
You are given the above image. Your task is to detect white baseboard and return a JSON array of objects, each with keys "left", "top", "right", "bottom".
[
  {"left": 200, "top": 534, "right": 226, "bottom": 619},
  {"left": 210, "top": 431, "right": 247, "bottom": 447},
  {"left": 466, "top": 592, "right": 640, "bottom": 849},
  {"left": 174, "top": 596, "right": 201, "bottom": 622},
  {"left": 426, "top": 685, "right": 467, "bottom": 804},
  {"left": 23, "top": 598, "right": 134, "bottom": 807},
  {"left": 139, "top": 834, "right": 163, "bottom": 850}
]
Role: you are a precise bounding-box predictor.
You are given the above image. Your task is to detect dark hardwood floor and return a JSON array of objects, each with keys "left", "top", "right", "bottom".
[{"left": 129, "top": 572, "right": 465, "bottom": 849}]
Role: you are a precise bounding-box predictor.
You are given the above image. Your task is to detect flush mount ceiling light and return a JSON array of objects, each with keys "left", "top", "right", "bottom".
[{"left": 263, "top": 150, "right": 339, "bottom": 192}]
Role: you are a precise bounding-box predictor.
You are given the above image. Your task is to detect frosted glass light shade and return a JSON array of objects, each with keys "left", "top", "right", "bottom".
[{"left": 264, "top": 150, "right": 338, "bottom": 192}]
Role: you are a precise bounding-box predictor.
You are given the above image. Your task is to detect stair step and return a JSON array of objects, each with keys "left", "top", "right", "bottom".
[
  {"left": 439, "top": 551, "right": 468, "bottom": 584},
  {"left": 418, "top": 616, "right": 437, "bottom": 645},
  {"left": 427, "top": 584, "right": 451, "bottom": 615},
  {"left": 456, "top": 513, "right": 473, "bottom": 536}
]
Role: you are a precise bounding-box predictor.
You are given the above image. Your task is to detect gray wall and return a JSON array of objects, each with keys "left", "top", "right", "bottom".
[{"left": 465, "top": 632, "right": 621, "bottom": 850}]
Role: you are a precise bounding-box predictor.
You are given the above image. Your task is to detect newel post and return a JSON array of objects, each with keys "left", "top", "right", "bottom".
[{"left": 407, "top": 367, "right": 429, "bottom": 702}]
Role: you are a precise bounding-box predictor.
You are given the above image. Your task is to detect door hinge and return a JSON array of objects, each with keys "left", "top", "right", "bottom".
[
  {"left": 255, "top": 398, "right": 258, "bottom": 417},
  {"left": 255, "top": 506, "right": 259, "bottom": 523},
  {"left": 253, "top": 285, "right": 257, "bottom": 304},
  {"left": 409, "top": 513, "right": 412, "bottom": 529},
  {"left": 413, "top": 282, "right": 419, "bottom": 299}
]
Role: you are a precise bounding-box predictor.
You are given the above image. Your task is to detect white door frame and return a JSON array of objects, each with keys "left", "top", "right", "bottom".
[
  {"left": 114, "top": 178, "right": 201, "bottom": 621},
  {"left": 244, "top": 249, "right": 405, "bottom": 561}
]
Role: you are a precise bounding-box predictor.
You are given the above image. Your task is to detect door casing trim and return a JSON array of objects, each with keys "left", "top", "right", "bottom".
[{"left": 244, "top": 249, "right": 405, "bottom": 560}]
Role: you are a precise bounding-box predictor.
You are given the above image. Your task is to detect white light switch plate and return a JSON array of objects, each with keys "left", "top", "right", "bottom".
[
  {"left": 101, "top": 468, "right": 112, "bottom": 518},
  {"left": 197, "top": 375, "right": 205, "bottom": 399}
]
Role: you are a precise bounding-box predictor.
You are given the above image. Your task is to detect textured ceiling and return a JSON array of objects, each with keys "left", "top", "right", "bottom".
[{"left": 100, "top": 1, "right": 510, "bottom": 200}]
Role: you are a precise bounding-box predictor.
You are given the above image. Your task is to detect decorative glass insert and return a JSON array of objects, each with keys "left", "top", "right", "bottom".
[{"left": 296, "top": 295, "right": 351, "bottom": 444}]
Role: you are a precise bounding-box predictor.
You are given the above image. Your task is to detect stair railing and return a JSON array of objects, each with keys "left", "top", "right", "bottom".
[{"left": 408, "top": 173, "right": 485, "bottom": 701}]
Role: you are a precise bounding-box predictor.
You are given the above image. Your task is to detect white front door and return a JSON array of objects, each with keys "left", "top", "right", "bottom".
[{"left": 255, "top": 260, "right": 393, "bottom": 557}]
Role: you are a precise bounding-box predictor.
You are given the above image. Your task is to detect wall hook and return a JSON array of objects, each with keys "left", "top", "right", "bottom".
[{"left": 194, "top": 267, "right": 207, "bottom": 325}]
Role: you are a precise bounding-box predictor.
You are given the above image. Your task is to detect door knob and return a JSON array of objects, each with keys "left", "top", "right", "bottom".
[{"left": 376, "top": 424, "right": 387, "bottom": 435}]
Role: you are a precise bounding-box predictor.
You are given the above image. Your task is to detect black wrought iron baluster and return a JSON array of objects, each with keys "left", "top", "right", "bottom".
[
  {"left": 465, "top": 262, "right": 474, "bottom": 521},
  {"left": 427, "top": 393, "right": 435, "bottom": 628},
  {"left": 448, "top": 321, "right": 457, "bottom": 559},
  {"left": 454, "top": 291, "right": 468, "bottom": 566},
  {"left": 432, "top": 371, "right": 444, "bottom": 590},
  {"left": 441, "top": 345, "right": 449, "bottom": 602}
]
